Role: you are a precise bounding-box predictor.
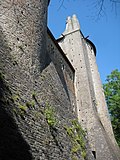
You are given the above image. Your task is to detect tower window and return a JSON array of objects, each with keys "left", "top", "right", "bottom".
[
  {"left": 92, "top": 151, "right": 96, "bottom": 159},
  {"left": 62, "top": 64, "right": 65, "bottom": 70}
]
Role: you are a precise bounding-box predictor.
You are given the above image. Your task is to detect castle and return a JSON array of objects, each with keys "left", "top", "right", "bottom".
[{"left": 0, "top": 1, "right": 120, "bottom": 160}]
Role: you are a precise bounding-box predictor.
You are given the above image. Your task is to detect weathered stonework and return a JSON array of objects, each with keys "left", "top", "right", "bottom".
[
  {"left": 58, "top": 15, "right": 120, "bottom": 159},
  {"left": 0, "top": 1, "right": 120, "bottom": 160}
]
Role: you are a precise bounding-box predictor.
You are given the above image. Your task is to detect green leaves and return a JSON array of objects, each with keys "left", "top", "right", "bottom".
[
  {"left": 64, "top": 119, "right": 86, "bottom": 159},
  {"left": 103, "top": 69, "right": 120, "bottom": 146},
  {"left": 44, "top": 103, "right": 58, "bottom": 127}
]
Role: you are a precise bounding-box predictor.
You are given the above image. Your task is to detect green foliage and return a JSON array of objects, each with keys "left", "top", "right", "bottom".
[
  {"left": 103, "top": 69, "right": 120, "bottom": 146},
  {"left": 26, "top": 100, "right": 35, "bottom": 108},
  {"left": 44, "top": 103, "right": 57, "bottom": 127},
  {"left": 72, "top": 119, "right": 86, "bottom": 137},
  {"left": 16, "top": 104, "right": 28, "bottom": 117},
  {"left": 71, "top": 144, "right": 81, "bottom": 154},
  {"left": 81, "top": 150, "right": 87, "bottom": 159},
  {"left": 71, "top": 155, "right": 78, "bottom": 160},
  {"left": 64, "top": 119, "right": 86, "bottom": 159},
  {"left": 0, "top": 72, "right": 5, "bottom": 80},
  {"left": 18, "top": 105, "right": 27, "bottom": 112},
  {"left": 12, "top": 95, "right": 20, "bottom": 102},
  {"left": 32, "top": 91, "right": 36, "bottom": 99}
]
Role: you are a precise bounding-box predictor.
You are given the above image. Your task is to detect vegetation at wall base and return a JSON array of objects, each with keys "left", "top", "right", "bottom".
[
  {"left": 44, "top": 102, "right": 58, "bottom": 128},
  {"left": 64, "top": 119, "right": 86, "bottom": 159}
]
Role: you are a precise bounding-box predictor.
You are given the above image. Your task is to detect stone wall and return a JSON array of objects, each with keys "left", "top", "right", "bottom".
[
  {"left": 47, "top": 29, "right": 76, "bottom": 112},
  {"left": 0, "top": 1, "right": 120, "bottom": 159},
  {"left": 58, "top": 15, "right": 97, "bottom": 151},
  {"left": 58, "top": 14, "right": 120, "bottom": 160},
  {"left": 85, "top": 40, "right": 120, "bottom": 159},
  {"left": 0, "top": 23, "right": 94, "bottom": 160}
]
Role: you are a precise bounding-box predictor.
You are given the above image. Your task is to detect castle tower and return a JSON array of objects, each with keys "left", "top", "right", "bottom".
[
  {"left": 58, "top": 14, "right": 97, "bottom": 152},
  {"left": 85, "top": 39, "right": 119, "bottom": 147},
  {"left": 58, "top": 15, "right": 120, "bottom": 159},
  {"left": 0, "top": 0, "right": 49, "bottom": 74},
  {"left": 85, "top": 38, "right": 120, "bottom": 159}
]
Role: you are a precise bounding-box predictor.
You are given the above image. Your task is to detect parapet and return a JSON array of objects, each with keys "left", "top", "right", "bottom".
[{"left": 63, "top": 14, "right": 80, "bottom": 35}]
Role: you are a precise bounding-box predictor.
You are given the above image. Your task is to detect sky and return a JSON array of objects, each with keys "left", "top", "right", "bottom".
[{"left": 48, "top": 0, "right": 120, "bottom": 83}]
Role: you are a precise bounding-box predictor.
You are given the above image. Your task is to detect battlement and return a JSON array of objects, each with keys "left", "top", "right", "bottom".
[{"left": 62, "top": 14, "right": 80, "bottom": 35}]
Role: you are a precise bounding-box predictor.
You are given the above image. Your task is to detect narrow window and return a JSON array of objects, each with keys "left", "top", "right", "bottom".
[
  {"left": 92, "top": 151, "right": 96, "bottom": 159},
  {"left": 62, "top": 64, "right": 64, "bottom": 70}
]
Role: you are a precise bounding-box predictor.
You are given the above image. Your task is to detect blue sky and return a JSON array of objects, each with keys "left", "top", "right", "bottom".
[{"left": 48, "top": 0, "right": 120, "bottom": 83}]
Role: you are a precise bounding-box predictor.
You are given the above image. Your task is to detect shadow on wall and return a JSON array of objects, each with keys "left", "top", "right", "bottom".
[
  {"left": 42, "top": 49, "right": 71, "bottom": 101},
  {"left": 0, "top": 27, "right": 32, "bottom": 159},
  {"left": 46, "top": 31, "right": 71, "bottom": 100},
  {"left": 55, "top": 63, "right": 71, "bottom": 101},
  {"left": 0, "top": 76, "right": 33, "bottom": 160}
]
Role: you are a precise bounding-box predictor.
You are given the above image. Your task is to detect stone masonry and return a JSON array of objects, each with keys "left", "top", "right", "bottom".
[
  {"left": 0, "top": 1, "right": 120, "bottom": 160},
  {"left": 58, "top": 14, "right": 120, "bottom": 159}
]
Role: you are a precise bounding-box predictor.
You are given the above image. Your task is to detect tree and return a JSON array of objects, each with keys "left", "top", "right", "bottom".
[
  {"left": 57, "top": 0, "right": 120, "bottom": 19},
  {"left": 103, "top": 69, "right": 120, "bottom": 146}
]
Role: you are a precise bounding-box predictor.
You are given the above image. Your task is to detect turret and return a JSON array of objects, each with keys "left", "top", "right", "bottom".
[
  {"left": 86, "top": 38, "right": 120, "bottom": 158},
  {"left": 0, "top": 0, "right": 49, "bottom": 74},
  {"left": 58, "top": 14, "right": 120, "bottom": 159},
  {"left": 62, "top": 14, "right": 80, "bottom": 35},
  {"left": 58, "top": 15, "right": 97, "bottom": 153}
]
